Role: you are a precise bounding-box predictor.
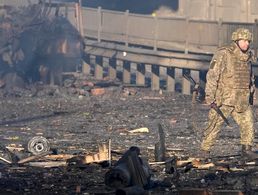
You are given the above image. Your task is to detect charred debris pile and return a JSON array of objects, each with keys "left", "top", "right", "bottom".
[
  {"left": 1, "top": 123, "right": 258, "bottom": 194},
  {"left": 0, "top": 2, "right": 84, "bottom": 94}
]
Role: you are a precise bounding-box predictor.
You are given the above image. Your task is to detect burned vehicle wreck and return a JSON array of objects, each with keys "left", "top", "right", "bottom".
[{"left": 0, "top": 2, "right": 84, "bottom": 93}]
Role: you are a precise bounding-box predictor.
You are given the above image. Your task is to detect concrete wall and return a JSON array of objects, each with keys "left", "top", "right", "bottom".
[{"left": 178, "top": 0, "right": 258, "bottom": 23}]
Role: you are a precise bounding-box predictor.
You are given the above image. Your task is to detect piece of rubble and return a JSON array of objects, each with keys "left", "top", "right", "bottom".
[
  {"left": 90, "top": 88, "right": 105, "bottom": 96},
  {"left": 84, "top": 143, "right": 109, "bottom": 163},
  {"left": 105, "top": 146, "right": 152, "bottom": 189},
  {"left": 67, "top": 143, "right": 110, "bottom": 165},
  {"left": 28, "top": 161, "right": 67, "bottom": 168},
  {"left": 128, "top": 127, "right": 149, "bottom": 133}
]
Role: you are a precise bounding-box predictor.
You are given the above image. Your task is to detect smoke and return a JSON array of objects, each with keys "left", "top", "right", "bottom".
[
  {"left": 83, "top": 0, "right": 179, "bottom": 15},
  {"left": 0, "top": 3, "right": 84, "bottom": 86},
  {"left": 152, "top": 6, "right": 178, "bottom": 17}
]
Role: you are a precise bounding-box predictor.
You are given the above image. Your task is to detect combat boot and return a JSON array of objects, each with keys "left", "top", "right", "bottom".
[
  {"left": 198, "top": 149, "right": 210, "bottom": 159},
  {"left": 242, "top": 145, "right": 251, "bottom": 153},
  {"left": 241, "top": 145, "right": 258, "bottom": 161}
]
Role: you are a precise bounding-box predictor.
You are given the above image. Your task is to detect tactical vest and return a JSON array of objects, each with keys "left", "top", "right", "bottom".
[
  {"left": 216, "top": 43, "right": 252, "bottom": 112},
  {"left": 230, "top": 49, "right": 251, "bottom": 89}
]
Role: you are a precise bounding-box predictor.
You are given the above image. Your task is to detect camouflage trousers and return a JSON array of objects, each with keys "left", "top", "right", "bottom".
[{"left": 201, "top": 104, "right": 254, "bottom": 151}]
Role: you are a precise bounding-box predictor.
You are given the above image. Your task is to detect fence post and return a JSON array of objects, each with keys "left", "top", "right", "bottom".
[
  {"left": 154, "top": 16, "right": 158, "bottom": 51},
  {"left": 125, "top": 10, "right": 129, "bottom": 47},
  {"left": 199, "top": 70, "right": 207, "bottom": 91},
  {"left": 218, "top": 18, "right": 223, "bottom": 47},
  {"left": 254, "top": 19, "right": 258, "bottom": 58},
  {"left": 97, "top": 7, "right": 102, "bottom": 42},
  {"left": 78, "top": 0, "right": 84, "bottom": 37},
  {"left": 123, "top": 61, "right": 131, "bottom": 84},
  {"left": 108, "top": 58, "right": 117, "bottom": 80},
  {"left": 82, "top": 54, "right": 91, "bottom": 75},
  {"left": 151, "top": 64, "right": 160, "bottom": 90},
  {"left": 136, "top": 63, "right": 145, "bottom": 86},
  {"left": 166, "top": 67, "right": 175, "bottom": 92},
  {"left": 94, "top": 55, "right": 103, "bottom": 80},
  {"left": 182, "top": 69, "right": 191, "bottom": 95},
  {"left": 75, "top": 3, "right": 80, "bottom": 32},
  {"left": 185, "top": 17, "right": 189, "bottom": 54}
]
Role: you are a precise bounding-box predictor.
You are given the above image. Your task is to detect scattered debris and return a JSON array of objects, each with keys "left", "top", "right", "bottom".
[
  {"left": 0, "top": 72, "right": 257, "bottom": 194},
  {"left": 90, "top": 87, "right": 105, "bottom": 96},
  {"left": 154, "top": 124, "right": 166, "bottom": 162},
  {"left": 104, "top": 146, "right": 152, "bottom": 189},
  {"left": 128, "top": 127, "right": 149, "bottom": 133},
  {"left": 67, "top": 143, "right": 110, "bottom": 165},
  {"left": 27, "top": 136, "right": 50, "bottom": 155},
  {"left": 0, "top": 2, "right": 84, "bottom": 88},
  {"left": 18, "top": 151, "right": 52, "bottom": 164}
]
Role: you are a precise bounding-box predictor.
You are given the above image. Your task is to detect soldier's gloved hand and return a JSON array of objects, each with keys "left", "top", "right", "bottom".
[
  {"left": 210, "top": 102, "right": 217, "bottom": 109},
  {"left": 204, "top": 96, "right": 215, "bottom": 105}
]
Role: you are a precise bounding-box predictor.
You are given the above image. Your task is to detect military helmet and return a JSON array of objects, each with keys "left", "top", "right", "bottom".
[{"left": 231, "top": 28, "right": 253, "bottom": 42}]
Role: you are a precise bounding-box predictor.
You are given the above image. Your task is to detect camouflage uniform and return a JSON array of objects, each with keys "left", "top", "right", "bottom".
[{"left": 201, "top": 28, "right": 255, "bottom": 152}]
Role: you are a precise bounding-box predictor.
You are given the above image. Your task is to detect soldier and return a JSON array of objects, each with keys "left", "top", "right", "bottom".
[{"left": 200, "top": 28, "right": 256, "bottom": 159}]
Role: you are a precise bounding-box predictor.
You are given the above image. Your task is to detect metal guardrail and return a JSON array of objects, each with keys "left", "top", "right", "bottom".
[
  {"left": 1, "top": 1, "right": 258, "bottom": 94},
  {"left": 80, "top": 7, "right": 258, "bottom": 94},
  {"left": 81, "top": 7, "right": 258, "bottom": 56}
]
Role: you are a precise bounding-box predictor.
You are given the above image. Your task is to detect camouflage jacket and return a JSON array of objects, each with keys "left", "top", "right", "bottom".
[{"left": 205, "top": 42, "right": 255, "bottom": 112}]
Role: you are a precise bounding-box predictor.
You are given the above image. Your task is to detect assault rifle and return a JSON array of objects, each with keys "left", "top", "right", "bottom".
[
  {"left": 210, "top": 102, "right": 230, "bottom": 126},
  {"left": 183, "top": 73, "right": 230, "bottom": 126},
  {"left": 249, "top": 84, "right": 255, "bottom": 105},
  {"left": 249, "top": 88, "right": 254, "bottom": 105}
]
